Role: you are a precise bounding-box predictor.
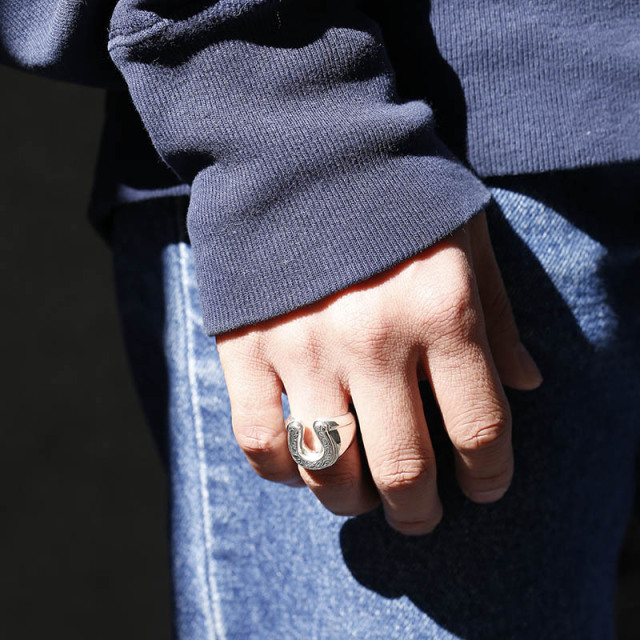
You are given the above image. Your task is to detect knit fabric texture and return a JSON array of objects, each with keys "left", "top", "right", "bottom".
[{"left": 1, "top": 0, "right": 639, "bottom": 334}]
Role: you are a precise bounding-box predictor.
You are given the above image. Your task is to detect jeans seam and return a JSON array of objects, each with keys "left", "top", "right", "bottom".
[{"left": 174, "top": 205, "right": 226, "bottom": 640}]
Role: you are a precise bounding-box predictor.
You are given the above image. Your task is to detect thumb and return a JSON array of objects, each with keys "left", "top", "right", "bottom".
[{"left": 467, "top": 210, "right": 543, "bottom": 391}]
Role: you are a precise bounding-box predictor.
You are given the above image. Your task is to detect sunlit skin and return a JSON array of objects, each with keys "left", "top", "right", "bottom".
[{"left": 217, "top": 211, "right": 543, "bottom": 536}]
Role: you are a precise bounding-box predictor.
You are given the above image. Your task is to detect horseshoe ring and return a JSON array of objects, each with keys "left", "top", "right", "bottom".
[{"left": 285, "top": 411, "right": 357, "bottom": 471}]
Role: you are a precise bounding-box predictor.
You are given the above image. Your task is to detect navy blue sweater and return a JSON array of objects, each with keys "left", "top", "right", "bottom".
[{"left": 1, "top": 1, "right": 639, "bottom": 335}]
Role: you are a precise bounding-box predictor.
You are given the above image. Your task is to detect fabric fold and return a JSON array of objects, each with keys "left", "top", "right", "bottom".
[{"left": 108, "top": 0, "right": 490, "bottom": 335}]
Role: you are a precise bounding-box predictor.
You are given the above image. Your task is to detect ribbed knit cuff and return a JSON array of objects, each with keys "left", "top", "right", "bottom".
[
  {"left": 189, "top": 148, "right": 490, "bottom": 335},
  {"left": 109, "top": 0, "right": 492, "bottom": 335}
]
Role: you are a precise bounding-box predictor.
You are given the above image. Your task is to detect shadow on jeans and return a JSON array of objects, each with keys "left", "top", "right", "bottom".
[{"left": 341, "top": 165, "right": 640, "bottom": 639}]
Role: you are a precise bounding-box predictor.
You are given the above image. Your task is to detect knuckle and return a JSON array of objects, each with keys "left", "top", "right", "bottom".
[
  {"left": 450, "top": 407, "right": 511, "bottom": 454},
  {"left": 233, "top": 421, "right": 280, "bottom": 458},
  {"left": 458, "top": 422, "right": 505, "bottom": 452},
  {"left": 234, "top": 422, "right": 295, "bottom": 484},
  {"left": 373, "top": 455, "right": 432, "bottom": 493},
  {"left": 345, "top": 322, "right": 395, "bottom": 362},
  {"left": 341, "top": 304, "right": 407, "bottom": 361},
  {"left": 427, "top": 287, "right": 481, "bottom": 341},
  {"left": 218, "top": 332, "right": 266, "bottom": 369},
  {"left": 278, "top": 323, "right": 323, "bottom": 366}
]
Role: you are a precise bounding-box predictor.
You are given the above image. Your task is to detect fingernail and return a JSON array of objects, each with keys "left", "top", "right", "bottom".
[{"left": 515, "top": 342, "right": 543, "bottom": 389}]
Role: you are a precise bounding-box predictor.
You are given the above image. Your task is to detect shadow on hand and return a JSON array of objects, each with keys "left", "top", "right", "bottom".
[{"left": 340, "top": 164, "right": 640, "bottom": 639}]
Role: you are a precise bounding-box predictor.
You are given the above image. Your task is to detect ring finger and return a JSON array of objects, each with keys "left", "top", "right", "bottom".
[{"left": 283, "top": 373, "right": 379, "bottom": 516}]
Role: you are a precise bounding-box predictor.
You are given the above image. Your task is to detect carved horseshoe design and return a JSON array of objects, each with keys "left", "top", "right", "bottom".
[{"left": 286, "top": 414, "right": 356, "bottom": 471}]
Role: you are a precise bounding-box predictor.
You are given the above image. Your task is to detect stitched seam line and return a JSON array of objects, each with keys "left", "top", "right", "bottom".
[{"left": 175, "top": 208, "right": 226, "bottom": 640}]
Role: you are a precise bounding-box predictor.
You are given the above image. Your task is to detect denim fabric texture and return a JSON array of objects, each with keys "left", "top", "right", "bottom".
[{"left": 112, "top": 164, "right": 640, "bottom": 639}]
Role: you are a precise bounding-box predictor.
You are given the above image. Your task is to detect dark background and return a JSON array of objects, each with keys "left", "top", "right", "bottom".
[
  {"left": 0, "top": 63, "right": 637, "bottom": 639},
  {"left": 0, "top": 66, "right": 171, "bottom": 638}
]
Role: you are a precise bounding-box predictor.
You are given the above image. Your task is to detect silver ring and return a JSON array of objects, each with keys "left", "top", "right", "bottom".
[{"left": 285, "top": 411, "right": 357, "bottom": 470}]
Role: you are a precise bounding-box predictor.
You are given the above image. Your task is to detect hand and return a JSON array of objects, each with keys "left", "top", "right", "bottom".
[{"left": 216, "top": 211, "right": 543, "bottom": 535}]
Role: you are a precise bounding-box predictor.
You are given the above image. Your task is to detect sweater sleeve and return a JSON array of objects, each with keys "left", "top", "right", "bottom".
[{"left": 108, "top": 0, "right": 491, "bottom": 336}]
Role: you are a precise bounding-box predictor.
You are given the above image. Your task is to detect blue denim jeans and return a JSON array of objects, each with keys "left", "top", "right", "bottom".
[{"left": 112, "top": 164, "right": 640, "bottom": 639}]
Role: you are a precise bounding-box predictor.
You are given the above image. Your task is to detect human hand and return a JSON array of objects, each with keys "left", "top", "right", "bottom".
[{"left": 216, "top": 211, "right": 543, "bottom": 535}]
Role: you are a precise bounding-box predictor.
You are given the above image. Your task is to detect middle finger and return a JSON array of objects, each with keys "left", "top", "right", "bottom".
[{"left": 350, "top": 362, "right": 443, "bottom": 536}]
